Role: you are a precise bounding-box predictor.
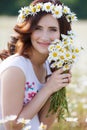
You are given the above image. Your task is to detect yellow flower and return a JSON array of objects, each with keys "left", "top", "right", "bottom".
[
  {"left": 22, "top": 15, "right": 26, "bottom": 19},
  {"left": 59, "top": 48, "right": 64, "bottom": 53},
  {"left": 63, "top": 6, "right": 70, "bottom": 14},
  {"left": 75, "top": 48, "right": 79, "bottom": 53},
  {"left": 72, "top": 54, "right": 76, "bottom": 59},
  {"left": 60, "top": 55, "right": 65, "bottom": 60},
  {"left": 43, "top": 2, "right": 52, "bottom": 12},
  {"left": 31, "top": 7, "right": 37, "bottom": 13},
  {"left": 57, "top": 61, "right": 63, "bottom": 68},
  {"left": 64, "top": 40, "right": 68, "bottom": 45},
  {"left": 63, "top": 64, "right": 70, "bottom": 71},
  {"left": 53, "top": 52, "right": 58, "bottom": 57},
  {"left": 66, "top": 53, "right": 71, "bottom": 58},
  {"left": 53, "top": 5, "right": 62, "bottom": 18},
  {"left": 48, "top": 44, "right": 55, "bottom": 51},
  {"left": 56, "top": 45, "right": 61, "bottom": 49},
  {"left": 55, "top": 10, "right": 59, "bottom": 15},
  {"left": 36, "top": 3, "right": 43, "bottom": 10},
  {"left": 17, "top": 2, "right": 77, "bottom": 23},
  {"left": 25, "top": 9, "right": 29, "bottom": 15}
]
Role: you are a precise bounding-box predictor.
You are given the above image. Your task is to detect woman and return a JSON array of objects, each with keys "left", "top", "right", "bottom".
[{"left": 0, "top": 0, "right": 73, "bottom": 129}]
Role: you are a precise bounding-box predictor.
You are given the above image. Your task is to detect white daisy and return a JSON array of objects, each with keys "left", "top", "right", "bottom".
[
  {"left": 17, "top": 14, "right": 26, "bottom": 23},
  {"left": 63, "top": 6, "right": 70, "bottom": 14},
  {"left": 36, "top": 3, "right": 43, "bottom": 12},
  {"left": 63, "top": 64, "right": 70, "bottom": 71},
  {"left": 51, "top": 39, "right": 60, "bottom": 44},
  {"left": 52, "top": 5, "right": 63, "bottom": 18},
  {"left": 17, "top": 118, "right": 30, "bottom": 125},
  {"left": 39, "top": 122, "right": 47, "bottom": 130},
  {"left": 49, "top": 50, "right": 59, "bottom": 61},
  {"left": 66, "top": 13, "right": 77, "bottom": 22},
  {"left": 48, "top": 44, "right": 56, "bottom": 52},
  {"left": 42, "top": 2, "right": 52, "bottom": 12},
  {"left": 70, "top": 13, "right": 77, "bottom": 22},
  {"left": 56, "top": 61, "right": 64, "bottom": 68}
]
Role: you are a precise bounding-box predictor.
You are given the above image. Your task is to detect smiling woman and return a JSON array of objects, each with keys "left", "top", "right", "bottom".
[
  {"left": 0, "top": 0, "right": 73, "bottom": 130},
  {"left": 30, "top": 14, "right": 60, "bottom": 55}
]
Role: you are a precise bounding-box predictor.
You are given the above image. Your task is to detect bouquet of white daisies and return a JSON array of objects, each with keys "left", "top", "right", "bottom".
[{"left": 47, "top": 30, "right": 83, "bottom": 121}]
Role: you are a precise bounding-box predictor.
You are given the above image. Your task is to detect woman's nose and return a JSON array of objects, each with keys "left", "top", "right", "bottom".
[{"left": 41, "top": 31, "right": 50, "bottom": 41}]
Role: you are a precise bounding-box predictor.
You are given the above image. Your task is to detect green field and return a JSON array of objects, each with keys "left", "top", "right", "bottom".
[{"left": 0, "top": 16, "right": 87, "bottom": 130}]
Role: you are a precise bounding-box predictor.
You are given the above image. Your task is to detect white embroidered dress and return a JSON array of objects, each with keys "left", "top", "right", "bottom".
[{"left": 0, "top": 54, "right": 51, "bottom": 130}]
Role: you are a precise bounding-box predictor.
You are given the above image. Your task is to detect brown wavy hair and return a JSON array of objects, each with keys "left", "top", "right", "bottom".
[{"left": 0, "top": 0, "right": 71, "bottom": 60}]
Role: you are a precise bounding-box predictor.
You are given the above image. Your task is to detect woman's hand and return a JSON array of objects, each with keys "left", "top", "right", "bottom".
[
  {"left": 45, "top": 68, "right": 72, "bottom": 95},
  {"left": 0, "top": 49, "right": 10, "bottom": 60}
]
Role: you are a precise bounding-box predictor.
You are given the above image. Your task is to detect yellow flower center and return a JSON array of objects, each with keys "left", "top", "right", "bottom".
[
  {"left": 56, "top": 45, "right": 60, "bottom": 49},
  {"left": 75, "top": 48, "right": 79, "bottom": 53},
  {"left": 25, "top": 10, "right": 29, "bottom": 14},
  {"left": 50, "top": 46, "right": 53, "bottom": 49},
  {"left": 64, "top": 9, "right": 67, "bottom": 13},
  {"left": 64, "top": 64, "right": 69, "bottom": 69},
  {"left": 64, "top": 40, "right": 67, "bottom": 44},
  {"left": 72, "top": 55, "right": 76, "bottom": 59},
  {"left": 60, "top": 55, "right": 64, "bottom": 59},
  {"left": 22, "top": 15, "right": 25, "bottom": 19},
  {"left": 58, "top": 63, "right": 62, "bottom": 67},
  {"left": 72, "top": 15, "right": 75, "bottom": 19},
  {"left": 46, "top": 5, "right": 50, "bottom": 10},
  {"left": 32, "top": 7, "right": 36, "bottom": 13},
  {"left": 70, "top": 39, "right": 73, "bottom": 43},
  {"left": 37, "top": 5, "right": 41, "bottom": 9},
  {"left": 72, "top": 49, "right": 74, "bottom": 53},
  {"left": 53, "top": 52, "right": 58, "bottom": 57},
  {"left": 60, "top": 48, "right": 64, "bottom": 52},
  {"left": 66, "top": 53, "right": 70, "bottom": 57},
  {"left": 55, "top": 11, "right": 59, "bottom": 15}
]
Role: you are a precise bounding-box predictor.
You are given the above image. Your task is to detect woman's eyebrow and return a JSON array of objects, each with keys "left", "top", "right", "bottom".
[
  {"left": 48, "top": 26, "right": 59, "bottom": 30},
  {"left": 36, "top": 25, "right": 42, "bottom": 28},
  {"left": 36, "top": 25, "right": 59, "bottom": 30}
]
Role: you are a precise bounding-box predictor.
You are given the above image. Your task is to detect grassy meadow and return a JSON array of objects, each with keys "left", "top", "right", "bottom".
[{"left": 0, "top": 16, "right": 87, "bottom": 130}]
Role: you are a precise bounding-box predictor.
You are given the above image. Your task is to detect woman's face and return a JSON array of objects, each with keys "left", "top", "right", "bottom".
[{"left": 31, "top": 14, "right": 60, "bottom": 55}]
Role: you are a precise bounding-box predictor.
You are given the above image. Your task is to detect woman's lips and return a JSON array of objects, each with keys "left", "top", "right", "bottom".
[{"left": 38, "top": 42, "right": 50, "bottom": 47}]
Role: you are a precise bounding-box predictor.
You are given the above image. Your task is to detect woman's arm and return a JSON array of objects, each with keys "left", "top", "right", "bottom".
[
  {"left": 1, "top": 67, "right": 71, "bottom": 130},
  {"left": 1, "top": 67, "right": 25, "bottom": 130},
  {"left": 39, "top": 98, "right": 57, "bottom": 130},
  {"left": 1, "top": 67, "right": 52, "bottom": 130}
]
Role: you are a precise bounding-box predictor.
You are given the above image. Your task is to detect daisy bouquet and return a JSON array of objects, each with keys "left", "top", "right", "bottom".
[{"left": 47, "top": 30, "right": 82, "bottom": 121}]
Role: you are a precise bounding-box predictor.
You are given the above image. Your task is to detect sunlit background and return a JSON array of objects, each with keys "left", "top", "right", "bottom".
[{"left": 0, "top": 0, "right": 87, "bottom": 130}]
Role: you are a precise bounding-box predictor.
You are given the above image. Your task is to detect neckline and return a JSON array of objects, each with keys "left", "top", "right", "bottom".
[{"left": 27, "top": 59, "right": 47, "bottom": 85}]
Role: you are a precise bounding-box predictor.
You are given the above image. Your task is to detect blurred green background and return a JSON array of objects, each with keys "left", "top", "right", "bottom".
[{"left": 0, "top": 0, "right": 87, "bottom": 19}]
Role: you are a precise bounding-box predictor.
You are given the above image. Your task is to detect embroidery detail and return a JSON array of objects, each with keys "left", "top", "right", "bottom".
[{"left": 24, "top": 81, "right": 37, "bottom": 104}]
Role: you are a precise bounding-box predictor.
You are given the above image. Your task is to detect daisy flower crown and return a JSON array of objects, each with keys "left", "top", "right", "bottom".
[{"left": 17, "top": 2, "right": 77, "bottom": 23}]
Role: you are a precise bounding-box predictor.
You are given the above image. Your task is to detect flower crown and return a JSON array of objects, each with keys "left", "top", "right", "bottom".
[{"left": 17, "top": 2, "right": 77, "bottom": 23}]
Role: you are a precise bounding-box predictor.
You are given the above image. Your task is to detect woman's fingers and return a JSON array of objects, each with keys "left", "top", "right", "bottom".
[
  {"left": 62, "top": 78, "right": 69, "bottom": 83},
  {"left": 60, "top": 73, "right": 71, "bottom": 78}
]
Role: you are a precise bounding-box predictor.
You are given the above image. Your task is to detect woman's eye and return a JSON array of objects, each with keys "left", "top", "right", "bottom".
[
  {"left": 35, "top": 27, "right": 42, "bottom": 30},
  {"left": 50, "top": 28, "right": 58, "bottom": 32}
]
